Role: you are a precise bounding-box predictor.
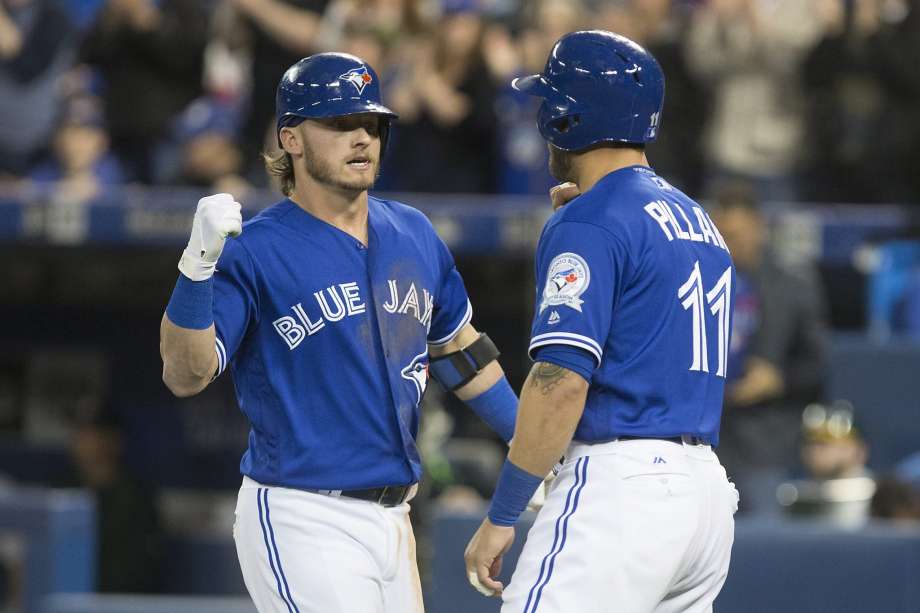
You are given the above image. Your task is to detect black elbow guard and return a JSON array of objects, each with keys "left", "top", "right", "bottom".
[{"left": 429, "top": 333, "right": 500, "bottom": 391}]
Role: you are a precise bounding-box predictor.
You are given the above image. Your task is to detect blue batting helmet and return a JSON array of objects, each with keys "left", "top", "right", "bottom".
[
  {"left": 275, "top": 52, "right": 397, "bottom": 139},
  {"left": 512, "top": 30, "right": 665, "bottom": 151}
]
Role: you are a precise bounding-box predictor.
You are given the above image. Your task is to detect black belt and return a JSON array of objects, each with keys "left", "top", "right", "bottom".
[
  {"left": 618, "top": 434, "right": 709, "bottom": 446},
  {"left": 315, "top": 484, "right": 415, "bottom": 507}
]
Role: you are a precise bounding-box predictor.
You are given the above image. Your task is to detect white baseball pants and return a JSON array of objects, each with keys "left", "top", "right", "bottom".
[
  {"left": 233, "top": 476, "right": 424, "bottom": 613},
  {"left": 502, "top": 438, "right": 738, "bottom": 613}
]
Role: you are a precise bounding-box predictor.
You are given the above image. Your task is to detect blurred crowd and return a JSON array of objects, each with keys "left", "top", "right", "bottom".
[
  {"left": 1, "top": 0, "right": 920, "bottom": 204},
  {"left": 2, "top": 0, "right": 920, "bottom": 598}
]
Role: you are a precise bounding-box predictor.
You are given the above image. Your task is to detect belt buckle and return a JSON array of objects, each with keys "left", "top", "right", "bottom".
[{"left": 377, "top": 486, "right": 392, "bottom": 505}]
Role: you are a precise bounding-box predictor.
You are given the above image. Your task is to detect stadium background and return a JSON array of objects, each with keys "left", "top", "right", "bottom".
[{"left": 1, "top": 0, "right": 920, "bottom": 611}]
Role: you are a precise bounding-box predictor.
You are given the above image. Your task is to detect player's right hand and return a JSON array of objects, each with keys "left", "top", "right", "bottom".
[
  {"left": 464, "top": 518, "right": 515, "bottom": 598},
  {"left": 550, "top": 182, "right": 580, "bottom": 211},
  {"left": 178, "top": 193, "right": 243, "bottom": 281}
]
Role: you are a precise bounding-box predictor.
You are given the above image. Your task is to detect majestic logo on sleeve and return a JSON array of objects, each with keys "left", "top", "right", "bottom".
[
  {"left": 540, "top": 252, "right": 590, "bottom": 313},
  {"left": 401, "top": 352, "right": 429, "bottom": 404},
  {"left": 339, "top": 67, "right": 373, "bottom": 94}
]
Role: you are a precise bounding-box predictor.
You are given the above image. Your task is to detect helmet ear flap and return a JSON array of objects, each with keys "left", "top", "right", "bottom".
[
  {"left": 549, "top": 114, "right": 582, "bottom": 135},
  {"left": 379, "top": 117, "right": 392, "bottom": 161}
]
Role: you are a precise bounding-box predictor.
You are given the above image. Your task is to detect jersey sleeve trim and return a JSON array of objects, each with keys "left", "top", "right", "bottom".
[
  {"left": 428, "top": 300, "right": 473, "bottom": 347},
  {"left": 215, "top": 336, "right": 228, "bottom": 376},
  {"left": 529, "top": 332, "right": 602, "bottom": 366}
]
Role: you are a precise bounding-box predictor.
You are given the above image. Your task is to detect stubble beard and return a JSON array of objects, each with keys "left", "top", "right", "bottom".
[
  {"left": 548, "top": 145, "right": 575, "bottom": 183},
  {"left": 301, "top": 139, "right": 378, "bottom": 193}
]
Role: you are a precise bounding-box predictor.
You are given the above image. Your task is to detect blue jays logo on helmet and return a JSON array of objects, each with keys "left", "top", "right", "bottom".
[
  {"left": 274, "top": 53, "right": 397, "bottom": 143},
  {"left": 401, "top": 352, "right": 429, "bottom": 404},
  {"left": 339, "top": 66, "right": 373, "bottom": 95}
]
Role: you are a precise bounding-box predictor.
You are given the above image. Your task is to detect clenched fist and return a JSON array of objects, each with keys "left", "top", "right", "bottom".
[{"left": 178, "top": 193, "right": 243, "bottom": 281}]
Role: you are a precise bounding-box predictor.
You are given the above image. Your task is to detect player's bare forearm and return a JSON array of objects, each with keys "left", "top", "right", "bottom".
[
  {"left": 508, "top": 362, "right": 588, "bottom": 477},
  {"left": 453, "top": 361, "right": 503, "bottom": 400},
  {"left": 419, "top": 80, "right": 471, "bottom": 127},
  {"left": 429, "top": 323, "right": 503, "bottom": 400},
  {"left": 160, "top": 313, "right": 218, "bottom": 397},
  {"left": 230, "top": 0, "right": 320, "bottom": 54}
]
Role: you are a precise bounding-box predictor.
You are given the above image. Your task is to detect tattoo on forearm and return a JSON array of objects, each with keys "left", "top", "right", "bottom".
[{"left": 530, "top": 362, "right": 569, "bottom": 396}]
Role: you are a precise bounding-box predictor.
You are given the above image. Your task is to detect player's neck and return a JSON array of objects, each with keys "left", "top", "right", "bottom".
[
  {"left": 572, "top": 148, "right": 650, "bottom": 193},
  {"left": 290, "top": 182, "right": 369, "bottom": 245}
]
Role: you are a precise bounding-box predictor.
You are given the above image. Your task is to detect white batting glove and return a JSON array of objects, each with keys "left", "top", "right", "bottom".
[
  {"left": 178, "top": 193, "right": 243, "bottom": 281},
  {"left": 526, "top": 469, "right": 560, "bottom": 513},
  {"left": 526, "top": 480, "right": 546, "bottom": 512}
]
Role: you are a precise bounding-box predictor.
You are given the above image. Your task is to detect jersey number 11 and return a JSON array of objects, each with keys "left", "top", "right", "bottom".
[{"left": 678, "top": 261, "right": 732, "bottom": 377}]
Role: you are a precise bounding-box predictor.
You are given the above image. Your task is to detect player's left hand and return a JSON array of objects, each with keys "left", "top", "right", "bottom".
[{"left": 463, "top": 518, "right": 515, "bottom": 598}]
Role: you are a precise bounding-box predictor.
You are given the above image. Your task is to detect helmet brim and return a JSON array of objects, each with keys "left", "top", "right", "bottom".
[
  {"left": 281, "top": 101, "right": 399, "bottom": 123},
  {"left": 352, "top": 102, "right": 399, "bottom": 119},
  {"left": 276, "top": 102, "right": 398, "bottom": 145},
  {"left": 511, "top": 74, "right": 554, "bottom": 98}
]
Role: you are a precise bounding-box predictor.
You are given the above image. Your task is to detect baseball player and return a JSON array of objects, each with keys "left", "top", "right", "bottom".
[
  {"left": 464, "top": 31, "right": 739, "bottom": 612},
  {"left": 159, "top": 53, "right": 519, "bottom": 613}
]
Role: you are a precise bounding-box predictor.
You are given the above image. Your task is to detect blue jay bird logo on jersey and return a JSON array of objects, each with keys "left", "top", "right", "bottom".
[
  {"left": 540, "top": 252, "right": 590, "bottom": 313},
  {"left": 401, "top": 352, "right": 429, "bottom": 404},
  {"left": 339, "top": 66, "right": 373, "bottom": 94}
]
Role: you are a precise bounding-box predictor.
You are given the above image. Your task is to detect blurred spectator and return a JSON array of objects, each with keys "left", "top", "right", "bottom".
[
  {"left": 61, "top": 0, "right": 107, "bottom": 31},
  {"left": 0, "top": 0, "right": 77, "bottom": 178},
  {"left": 893, "top": 269, "right": 920, "bottom": 338},
  {"left": 228, "top": 0, "right": 329, "bottom": 180},
  {"left": 863, "top": 238, "right": 920, "bottom": 339},
  {"left": 871, "top": 477, "right": 920, "bottom": 521},
  {"left": 316, "top": 0, "right": 428, "bottom": 53},
  {"left": 0, "top": 358, "right": 23, "bottom": 433},
  {"left": 600, "top": 0, "right": 709, "bottom": 196},
  {"left": 799, "top": 403, "right": 870, "bottom": 481},
  {"left": 165, "top": 97, "right": 250, "bottom": 197},
  {"left": 529, "top": 0, "right": 586, "bottom": 44},
  {"left": 81, "top": 0, "right": 208, "bottom": 183},
  {"left": 686, "top": 0, "right": 825, "bottom": 203},
  {"left": 490, "top": 0, "right": 582, "bottom": 194},
  {"left": 384, "top": 1, "right": 499, "bottom": 193},
  {"left": 897, "top": 449, "right": 920, "bottom": 486},
  {"left": 777, "top": 402, "right": 876, "bottom": 527},
  {"left": 28, "top": 94, "right": 124, "bottom": 204},
  {"left": 802, "top": 0, "right": 898, "bottom": 203},
  {"left": 203, "top": 2, "right": 253, "bottom": 103},
  {"left": 872, "top": 0, "right": 920, "bottom": 203},
  {"left": 70, "top": 403, "right": 163, "bottom": 593},
  {"left": 710, "top": 183, "right": 829, "bottom": 517}
]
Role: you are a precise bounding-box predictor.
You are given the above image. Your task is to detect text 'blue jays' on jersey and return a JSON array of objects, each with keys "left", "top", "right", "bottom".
[
  {"left": 212, "top": 197, "right": 472, "bottom": 490},
  {"left": 530, "top": 166, "right": 735, "bottom": 446}
]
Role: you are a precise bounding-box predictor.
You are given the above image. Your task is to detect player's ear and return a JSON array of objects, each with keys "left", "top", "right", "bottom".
[{"left": 279, "top": 126, "right": 303, "bottom": 156}]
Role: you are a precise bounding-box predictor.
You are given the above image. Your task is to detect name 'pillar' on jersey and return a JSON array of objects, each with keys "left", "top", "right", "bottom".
[{"left": 528, "top": 167, "right": 735, "bottom": 445}]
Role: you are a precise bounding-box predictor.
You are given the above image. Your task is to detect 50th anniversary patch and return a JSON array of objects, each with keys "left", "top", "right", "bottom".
[{"left": 540, "top": 252, "right": 590, "bottom": 313}]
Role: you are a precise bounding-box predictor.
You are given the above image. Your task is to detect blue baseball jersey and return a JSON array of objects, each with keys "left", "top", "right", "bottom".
[
  {"left": 530, "top": 166, "right": 735, "bottom": 445},
  {"left": 212, "top": 197, "right": 472, "bottom": 490}
]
